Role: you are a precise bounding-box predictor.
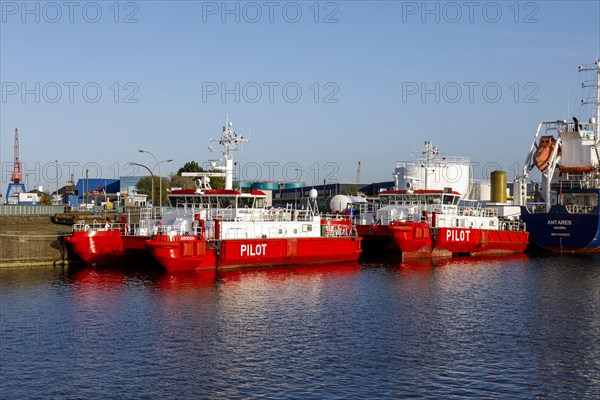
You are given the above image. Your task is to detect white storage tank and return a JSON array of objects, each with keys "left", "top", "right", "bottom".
[
  {"left": 470, "top": 180, "right": 491, "bottom": 201},
  {"left": 394, "top": 141, "right": 471, "bottom": 196},
  {"left": 330, "top": 195, "right": 367, "bottom": 213}
]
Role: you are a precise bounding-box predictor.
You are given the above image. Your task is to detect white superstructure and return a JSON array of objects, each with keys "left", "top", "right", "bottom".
[{"left": 393, "top": 141, "right": 472, "bottom": 196}]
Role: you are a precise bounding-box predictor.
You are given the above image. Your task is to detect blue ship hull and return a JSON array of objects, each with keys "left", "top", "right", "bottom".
[{"left": 521, "top": 202, "right": 600, "bottom": 253}]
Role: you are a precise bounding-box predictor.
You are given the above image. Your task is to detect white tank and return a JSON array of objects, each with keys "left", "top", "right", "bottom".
[
  {"left": 330, "top": 195, "right": 367, "bottom": 213},
  {"left": 470, "top": 180, "right": 491, "bottom": 201},
  {"left": 394, "top": 141, "right": 471, "bottom": 196}
]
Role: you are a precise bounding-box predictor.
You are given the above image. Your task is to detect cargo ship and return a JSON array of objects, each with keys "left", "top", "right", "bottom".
[
  {"left": 343, "top": 141, "right": 528, "bottom": 257},
  {"left": 516, "top": 60, "right": 600, "bottom": 253},
  {"left": 145, "top": 119, "right": 362, "bottom": 272}
]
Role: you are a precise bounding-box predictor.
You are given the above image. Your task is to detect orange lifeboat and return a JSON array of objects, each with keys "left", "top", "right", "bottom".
[
  {"left": 534, "top": 135, "right": 557, "bottom": 172},
  {"left": 558, "top": 165, "right": 595, "bottom": 173}
]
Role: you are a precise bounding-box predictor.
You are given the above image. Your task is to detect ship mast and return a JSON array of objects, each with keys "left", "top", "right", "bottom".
[
  {"left": 210, "top": 117, "right": 248, "bottom": 190},
  {"left": 579, "top": 59, "right": 600, "bottom": 139},
  {"left": 421, "top": 140, "right": 439, "bottom": 190}
]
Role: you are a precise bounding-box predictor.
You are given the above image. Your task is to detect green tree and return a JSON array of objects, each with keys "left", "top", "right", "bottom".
[
  {"left": 172, "top": 161, "right": 203, "bottom": 190},
  {"left": 208, "top": 172, "right": 225, "bottom": 190},
  {"left": 136, "top": 176, "right": 170, "bottom": 206},
  {"left": 178, "top": 161, "right": 203, "bottom": 174},
  {"left": 169, "top": 172, "right": 195, "bottom": 190},
  {"left": 40, "top": 192, "right": 51, "bottom": 205}
]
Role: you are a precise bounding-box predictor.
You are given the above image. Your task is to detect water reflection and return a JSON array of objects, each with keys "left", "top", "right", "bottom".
[{"left": 1, "top": 254, "right": 598, "bottom": 398}]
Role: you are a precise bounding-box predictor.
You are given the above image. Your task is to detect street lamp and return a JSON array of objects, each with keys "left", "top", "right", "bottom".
[
  {"left": 155, "top": 159, "right": 173, "bottom": 208},
  {"left": 128, "top": 162, "right": 154, "bottom": 208},
  {"left": 54, "top": 160, "right": 59, "bottom": 205},
  {"left": 139, "top": 150, "right": 172, "bottom": 208}
]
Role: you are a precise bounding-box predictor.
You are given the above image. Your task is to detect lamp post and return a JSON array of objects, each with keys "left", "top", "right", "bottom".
[
  {"left": 85, "top": 169, "right": 89, "bottom": 207},
  {"left": 128, "top": 162, "right": 154, "bottom": 207},
  {"left": 155, "top": 159, "right": 173, "bottom": 208},
  {"left": 54, "top": 159, "right": 59, "bottom": 205},
  {"left": 139, "top": 150, "right": 174, "bottom": 209},
  {"left": 138, "top": 150, "right": 159, "bottom": 208}
]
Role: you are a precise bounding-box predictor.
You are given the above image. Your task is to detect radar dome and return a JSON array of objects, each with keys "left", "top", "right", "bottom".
[{"left": 309, "top": 188, "right": 318, "bottom": 199}]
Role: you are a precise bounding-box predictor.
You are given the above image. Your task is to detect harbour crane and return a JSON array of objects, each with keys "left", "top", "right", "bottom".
[{"left": 5, "top": 129, "right": 27, "bottom": 204}]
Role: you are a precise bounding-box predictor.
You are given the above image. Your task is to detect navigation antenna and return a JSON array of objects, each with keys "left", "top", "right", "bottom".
[
  {"left": 209, "top": 117, "right": 249, "bottom": 190},
  {"left": 579, "top": 59, "right": 600, "bottom": 141}
]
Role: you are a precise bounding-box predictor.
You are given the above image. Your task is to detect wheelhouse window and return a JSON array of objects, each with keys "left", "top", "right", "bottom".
[
  {"left": 218, "top": 196, "right": 235, "bottom": 208},
  {"left": 254, "top": 198, "right": 266, "bottom": 208},
  {"left": 238, "top": 196, "right": 254, "bottom": 208},
  {"left": 442, "top": 194, "right": 454, "bottom": 205}
]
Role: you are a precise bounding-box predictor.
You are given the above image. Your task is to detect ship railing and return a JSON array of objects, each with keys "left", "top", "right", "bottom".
[
  {"left": 262, "top": 208, "right": 293, "bottom": 222},
  {"left": 565, "top": 204, "right": 595, "bottom": 214},
  {"left": 551, "top": 180, "right": 586, "bottom": 190},
  {"left": 583, "top": 179, "right": 600, "bottom": 189},
  {"left": 499, "top": 220, "right": 526, "bottom": 232},
  {"left": 215, "top": 208, "right": 235, "bottom": 221},
  {"left": 72, "top": 220, "right": 131, "bottom": 232},
  {"left": 350, "top": 201, "right": 381, "bottom": 215},
  {"left": 433, "top": 205, "right": 458, "bottom": 215},
  {"left": 140, "top": 207, "right": 161, "bottom": 220},
  {"left": 320, "top": 213, "right": 353, "bottom": 222},
  {"left": 526, "top": 202, "right": 546, "bottom": 214},
  {"left": 395, "top": 156, "right": 470, "bottom": 168},
  {"left": 156, "top": 224, "right": 191, "bottom": 236},
  {"left": 457, "top": 206, "right": 498, "bottom": 218},
  {"left": 211, "top": 207, "right": 316, "bottom": 222},
  {"left": 322, "top": 223, "right": 356, "bottom": 237},
  {"left": 569, "top": 177, "right": 600, "bottom": 189},
  {"left": 556, "top": 121, "right": 597, "bottom": 133}
]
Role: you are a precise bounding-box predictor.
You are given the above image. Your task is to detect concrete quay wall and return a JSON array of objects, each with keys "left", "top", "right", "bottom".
[{"left": 0, "top": 216, "right": 76, "bottom": 268}]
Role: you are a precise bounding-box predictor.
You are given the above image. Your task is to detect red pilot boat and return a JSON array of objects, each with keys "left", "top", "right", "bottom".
[
  {"left": 344, "top": 141, "right": 528, "bottom": 257},
  {"left": 66, "top": 119, "right": 362, "bottom": 270},
  {"left": 65, "top": 210, "right": 162, "bottom": 266},
  {"left": 145, "top": 190, "right": 361, "bottom": 272},
  {"left": 353, "top": 189, "right": 528, "bottom": 257},
  {"left": 145, "top": 119, "right": 362, "bottom": 272}
]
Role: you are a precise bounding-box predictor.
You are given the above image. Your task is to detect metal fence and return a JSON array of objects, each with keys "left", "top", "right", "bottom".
[{"left": 0, "top": 205, "right": 68, "bottom": 215}]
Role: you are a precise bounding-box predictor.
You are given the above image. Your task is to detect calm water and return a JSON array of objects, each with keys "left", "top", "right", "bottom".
[{"left": 1, "top": 254, "right": 599, "bottom": 399}]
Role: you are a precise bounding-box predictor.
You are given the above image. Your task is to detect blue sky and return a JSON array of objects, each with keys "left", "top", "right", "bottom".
[{"left": 1, "top": 0, "right": 599, "bottom": 190}]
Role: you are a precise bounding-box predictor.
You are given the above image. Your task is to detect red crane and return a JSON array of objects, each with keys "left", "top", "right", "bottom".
[{"left": 11, "top": 128, "right": 22, "bottom": 184}]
